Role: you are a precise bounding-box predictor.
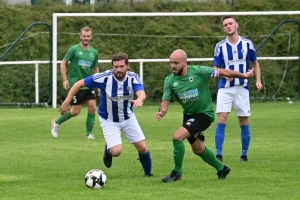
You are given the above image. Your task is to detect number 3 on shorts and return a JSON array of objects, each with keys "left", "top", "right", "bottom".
[{"left": 73, "top": 96, "right": 77, "bottom": 104}]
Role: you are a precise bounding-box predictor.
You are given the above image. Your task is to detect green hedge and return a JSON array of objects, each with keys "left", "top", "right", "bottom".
[{"left": 0, "top": 0, "right": 300, "bottom": 104}]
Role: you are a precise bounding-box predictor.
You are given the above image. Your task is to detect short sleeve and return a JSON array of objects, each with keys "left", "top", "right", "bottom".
[
  {"left": 92, "top": 51, "right": 99, "bottom": 67},
  {"left": 63, "top": 46, "right": 75, "bottom": 62},
  {"left": 161, "top": 78, "right": 173, "bottom": 101}
]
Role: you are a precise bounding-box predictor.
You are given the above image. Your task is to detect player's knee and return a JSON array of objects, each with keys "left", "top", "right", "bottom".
[
  {"left": 218, "top": 113, "right": 228, "bottom": 123},
  {"left": 71, "top": 110, "right": 80, "bottom": 116},
  {"left": 173, "top": 132, "right": 186, "bottom": 141},
  {"left": 137, "top": 147, "right": 148, "bottom": 154},
  {"left": 87, "top": 105, "right": 96, "bottom": 113},
  {"left": 110, "top": 145, "right": 122, "bottom": 157},
  {"left": 191, "top": 140, "right": 206, "bottom": 155},
  {"left": 134, "top": 141, "right": 148, "bottom": 154}
]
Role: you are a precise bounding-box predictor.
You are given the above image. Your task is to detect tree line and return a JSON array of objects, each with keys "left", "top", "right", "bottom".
[{"left": 0, "top": 0, "right": 299, "bottom": 104}]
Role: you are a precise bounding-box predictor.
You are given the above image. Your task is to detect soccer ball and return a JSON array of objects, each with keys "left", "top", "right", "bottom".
[{"left": 85, "top": 169, "right": 107, "bottom": 189}]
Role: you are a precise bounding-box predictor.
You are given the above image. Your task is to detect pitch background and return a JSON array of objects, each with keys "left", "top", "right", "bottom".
[{"left": 0, "top": 101, "right": 299, "bottom": 200}]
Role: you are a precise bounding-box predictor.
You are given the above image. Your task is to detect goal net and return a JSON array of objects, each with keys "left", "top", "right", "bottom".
[{"left": 52, "top": 11, "right": 300, "bottom": 108}]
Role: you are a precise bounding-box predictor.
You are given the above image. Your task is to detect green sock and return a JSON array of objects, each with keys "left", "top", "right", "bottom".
[
  {"left": 173, "top": 140, "right": 185, "bottom": 175},
  {"left": 56, "top": 111, "right": 72, "bottom": 124},
  {"left": 199, "top": 146, "right": 224, "bottom": 171},
  {"left": 86, "top": 113, "right": 95, "bottom": 136}
]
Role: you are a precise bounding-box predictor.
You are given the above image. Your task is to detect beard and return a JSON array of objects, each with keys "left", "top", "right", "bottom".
[
  {"left": 227, "top": 29, "right": 236, "bottom": 36},
  {"left": 81, "top": 40, "right": 90, "bottom": 46},
  {"left": 114, "top": 72, "right": 125, "bottom": 80},
  {"left": 173, "top": 67, "right": 184, "bottom": 76}
]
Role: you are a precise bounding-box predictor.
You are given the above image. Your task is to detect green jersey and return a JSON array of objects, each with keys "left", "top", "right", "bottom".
[
  {"left": 162, "top": 65, "right": 217, "bottom": 122},
  {"left": 63, "top": 44, "right": 98, "bottom": 90}
]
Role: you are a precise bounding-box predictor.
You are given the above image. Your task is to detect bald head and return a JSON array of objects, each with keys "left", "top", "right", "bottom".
[
  {"left": 170, "top": 49, "right": 187, "bottom": 60},
  {"left": 169, "top": 49, "right": 188, "bottom": 76}
]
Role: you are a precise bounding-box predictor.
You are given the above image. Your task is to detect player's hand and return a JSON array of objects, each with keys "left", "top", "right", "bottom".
[
  {"left": 256, "top": 82, "right": 263, "bottom": 91},
  {"left": 63, "top": 80, "right": 69, "bottom": 90},
  {"left": 225, "top": 77, "right": 233, "bottom": 82},
  {"left": 156, "top": 111, "right": 164, "bottom": 121},
  {"left": 244, "top": 68, "right": 254, "bottom": 78},
  {"left": 59, "top": 101, "right": 70, "bottom": 116},
  {"left": 130, "top": 99, "right": 143, "bottom": 108}
]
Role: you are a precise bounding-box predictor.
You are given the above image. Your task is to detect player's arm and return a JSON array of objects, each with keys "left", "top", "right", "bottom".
[
  {"left": 249, "top": 41, "right": 263, "bottom": 90},
  {"left": 59, "top": 79, "right": 86, "bottom": 115},
  {"left": 92, "top": 53, "right": 101, "bottom": 95},
  {"left": 60, "top": 59, "right": 69, "bottom": 90},
  {"left": 156, "top": 100, "right": 170, "bottom": 121},
  {"left": 92, "top": 52, "right": 100, "bottom": 74},
  {"left": 93, "top": 66, "right": 99, "bottom": 74},
  {"left": 218, "top": 68, "right": 254, "bottom": 79},
  {"left": 252, "top": 60, "right": 263, "bottom": 90},
  {"left": 130, "top": 90, "right": 146, "bottom": 108},
  {"left": 61, "top": 47, "right": 75, "bottom": 90},
  {"left": 156, "top": 78, "right": 172, "bottom": 121},
  {"left": 92, "top": 66, "right": 101, "bottom": 96},
  {"left": 60, "top": 60, "right": 68, "bottom": 81},
  {"left": 136, "top": 90, "right": 146, "bottom": 102}
]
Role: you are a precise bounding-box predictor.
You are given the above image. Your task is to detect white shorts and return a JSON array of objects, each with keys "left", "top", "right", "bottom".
[
  {"left": 216, "top": 86, "right": 251, "bottom": 117},
  {"left": 99, "top": 113, "right": 145, "bottom": 149}
]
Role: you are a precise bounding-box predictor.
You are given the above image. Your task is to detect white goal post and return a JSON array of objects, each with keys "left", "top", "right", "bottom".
[{"left": 52, "top": 11, "right": 300, "bottom": 108}]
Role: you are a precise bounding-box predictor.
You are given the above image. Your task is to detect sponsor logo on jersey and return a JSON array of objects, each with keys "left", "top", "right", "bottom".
[
  {"left": 226, "top": 59, "right": 246, "bottom": 65},
  {"left": 177, "top": 88, "right": 199, "bottom": 102},
  {"left": 108, "top": 94, "right": 134, "bottom": 101},
  {"left": 78, "top": 60, "right": 93, "bottom": 68}
]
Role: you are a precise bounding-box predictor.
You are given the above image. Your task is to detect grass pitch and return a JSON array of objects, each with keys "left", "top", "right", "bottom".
[{"left": 0, "top": 101, "right": 299, "bottom": 200}]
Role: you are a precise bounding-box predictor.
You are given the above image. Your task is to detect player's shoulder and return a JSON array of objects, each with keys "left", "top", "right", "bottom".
[
  {"left": 70, "top": 44, "right": 81, "bottom": 49},
  {"left": 188, "top": 65, "right": 208, "bottom": 71},
  {"left": 215, "top": 38, "right": 227, "bottom": 47},
  {"left": 164, "top": 73, "right": 175, "bottom": 83},
  {"left": 127, "top": 71, "right": 139, "bottom": 77},
  {"left": 188, "top": 65, "right": 199, "bottom": 69},
  {"left": 97, "top": 69, "right": 113, "bottom": 78},
  {"left": 240, "top": 36, "right": 254, "bottom": 44},
  {"left": 89, "top": 46, "right": 98, "bottom": 53},
  {"left": 126, "top": 71, "right": 143, "bottom": 83},
  {"left": 165, "top": 73, "right": 174, "bottom": 79},
  {"left": 188, "top": 65, "right": 214, "bottom": 73},
  {"left": 103, "top": 69, "right": 113, "bottom": 75}
]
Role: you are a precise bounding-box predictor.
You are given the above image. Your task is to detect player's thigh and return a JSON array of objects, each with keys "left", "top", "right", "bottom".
[
  {"left": 71, "top": 90, "right": 87, "bottom": 105},
  {"left": 184, "top": 113, "right": 212, "bottom": 145},
  {"left": 216, "top": 88, "right": 234, "bottom": 113},
  {"left": 85, "top": 99, "right": 97, "bottom": 113},
  {"left": 233, "top": 87, "right": 250, "bottom": 117},
  {"left": 70, "top": 105, "right": 82, "bottom": 116},
  {"left": 83, "top": 89, "right": 96, "bottom": 102},
  {"left": 122, "top": 114, "right": 145, "bottom": 144},
  {"left": 99, "top": 117, "right": 122, "bottom": 149}
]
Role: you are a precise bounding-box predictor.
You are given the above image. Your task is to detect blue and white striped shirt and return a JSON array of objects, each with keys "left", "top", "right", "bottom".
[
  {"left": 84, "top": 70, "right": 144, "bottom": 122},
  {"left": 214, "top": 36, "right": 257, "bottom": 90}
]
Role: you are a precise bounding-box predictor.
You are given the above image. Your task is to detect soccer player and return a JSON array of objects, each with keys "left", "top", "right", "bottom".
[
  {"left": 156, "top": 49, "right": 254, "bottom": 182},
  {"left": 214, "top": 16, "right": 263, "bottom": 162},
  {"left": 59, "top": 53, "right": 153, "bottom": 177},
  {"left": 51, "top": 26, "right": 100, "bottom": 139}
]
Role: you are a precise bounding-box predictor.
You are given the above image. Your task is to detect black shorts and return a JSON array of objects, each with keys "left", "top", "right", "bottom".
[
  {"left": 71, "top": 89, "right": 96, "bottom": 105},
  {"left": 182, "top": 113, "right": 212, "bottom": 145}
]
